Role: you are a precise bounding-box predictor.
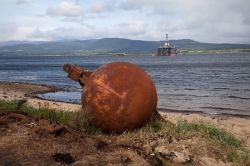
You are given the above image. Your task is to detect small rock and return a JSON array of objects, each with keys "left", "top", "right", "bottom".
[
  {"left": 155, "top": 146, "right": 191, "bottom": 163},
  {"left": 24, "top": 122, "right": 36, "bottom": 128},
  {"left": 120, "top": 156, "right": 132, "bottom": 164},
  {"left": 143, "top": 141, "right": 158, "bottom": 154}
]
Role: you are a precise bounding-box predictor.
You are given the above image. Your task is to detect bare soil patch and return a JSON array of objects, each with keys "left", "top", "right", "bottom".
[{"left": 0, "top": 109, "right": 160, "bottom": 165}]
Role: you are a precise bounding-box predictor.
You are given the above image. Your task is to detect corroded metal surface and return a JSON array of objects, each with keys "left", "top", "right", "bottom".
[
  {"left": 64, "top": 64, "right": 92, "bottom": 86},
  {"left": 64, "top": 62, "right": 157, "bottom": 133}
]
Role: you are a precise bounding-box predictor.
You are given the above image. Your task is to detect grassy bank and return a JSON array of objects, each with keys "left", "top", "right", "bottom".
[
  {"left": 0, "top": 100, "right": 249, "bottom": 165},
  {"left": 0, "top": 100, "right": 101, "bottom": 135}
]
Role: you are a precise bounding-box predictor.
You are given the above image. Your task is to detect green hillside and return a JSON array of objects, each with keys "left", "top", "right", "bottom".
[{"left": 0, "top": 38, "right": 250, "bottom": 56}]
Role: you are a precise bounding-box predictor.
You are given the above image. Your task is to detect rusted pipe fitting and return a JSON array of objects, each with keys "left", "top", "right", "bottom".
[{"left": 64, "top": 64, "right": 92, "bottom": 86}]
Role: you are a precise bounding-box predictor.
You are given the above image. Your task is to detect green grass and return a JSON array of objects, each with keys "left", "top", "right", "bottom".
[
  {"left": 119, "top": 116, "right": 176, "bottom": 148},
  {"left": 0, "top": 100, "right": 101, "bottom": 135},
  {"left": 20, "top": 105, "right": 102, "bottom": 135},
  {"left": 20, "top": 105, "right": 171, "bottom": 136},
  {"left": 227, "top": 150, "right": 249, "bottom": 165},
  {"left": 20, "top": 105, "right": 73, "bottom": 124},
  {"left": 175, "top": 119, "right": 242, "bottom": 148},
  {"left": 0, "top": 100, "right": 171, "bottom": 135},
  {"left": 0, "top": 100, "right": 19, "bottom": 110},
  {"left": 0, "top": 100, "right": 243, "bottom": 145},
  {"left": 140, "top": 117, "right": 169, "bottom": 133},
  {"left": 175, "top": 119, "right": 250, "bottom": 165}
]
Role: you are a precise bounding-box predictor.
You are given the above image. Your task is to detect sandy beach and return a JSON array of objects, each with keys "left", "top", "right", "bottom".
[
  {"left": 1, "top": 81, "right": 249, "bottom": 150},
  {"left": 0, "top": 82, "right": 82, "bottom": 112},
  {"left": 161, "top": 112, "right": 250, "bottom": 151},
  {"left": 1, "top": 81, "right": 250, "bottom": 165}
]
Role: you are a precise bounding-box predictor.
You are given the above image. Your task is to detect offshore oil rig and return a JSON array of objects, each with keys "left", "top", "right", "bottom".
[{"left": 157, "top": 34, "right": 177, "bottom": 56}]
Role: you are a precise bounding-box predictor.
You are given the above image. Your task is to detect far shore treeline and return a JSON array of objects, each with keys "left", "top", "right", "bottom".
[{"left": 0, "top": 38, "right": 250, "bottom": 56}]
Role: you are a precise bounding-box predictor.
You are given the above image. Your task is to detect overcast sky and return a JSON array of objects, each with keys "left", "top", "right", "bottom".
[{"left": 0, "top": 0, "right": 250, "bottom": 43}]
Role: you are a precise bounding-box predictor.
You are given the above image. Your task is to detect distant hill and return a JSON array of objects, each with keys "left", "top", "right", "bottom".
[{"left": 0, "top": 38, "right": 250, "bottom": 56}]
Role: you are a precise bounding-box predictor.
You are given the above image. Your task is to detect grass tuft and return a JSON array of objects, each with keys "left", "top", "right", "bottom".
[
  {"left": 227, "top": 150, "right": 249, "bottom": 165},
  {"left": 20, "top": 105, "right": 72, "bottom": 124},
  {"left": 71, "top": 110, "right": 102, "bottom": 135},
  {"left": 175, "top": 119, "right": 242, "bottom": 148},
  {"left": 0, "top": 100, "right": 19, "bottom": 110},
  {"left": 120, "top": 116, "right": 176, "bottom": 145},
  {"left": 140, "top": 117, "right": 167, "bottom": 133},
  {"left": 19, "top": 105, "right": 101, "bottom": 135}
]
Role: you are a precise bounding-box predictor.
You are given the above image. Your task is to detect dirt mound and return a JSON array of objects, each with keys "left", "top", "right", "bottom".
[{"left": 0, "top": 110, "right": 159, "bottom": 165}]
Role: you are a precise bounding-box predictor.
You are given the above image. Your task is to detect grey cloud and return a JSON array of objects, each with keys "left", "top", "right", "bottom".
[
  {"left": 90, "top": 1, "right": 114, "bottom": 13},
  {"left": 119, "top": 0, "right": 176, "bottom": 13},
  {"left": 119, "top": 0, "right": 143, "bottom": 10},
  {"left": 61, "top": 17, "right": 95, "bottom": 28},
  {"left": 113, "top": 22, "right": 148, "bottom": 39},
  {"left": 3, "top": 0, "right": 250, "bottom": 43},
  {"left": 29, "top": 21, "right": 149, "bottom": 41},
  {"left": 61, "top": 17, "right": 84, "bottom": 24},
  {"left": 243, "top": 16, "right": 250, "bottom": 25},
  {"left": 148, "top": 0, "right": 250, "bottom": 43},
  {"left": 16, "top": 0, "right": 33, "bottom": 5},
  {"left": 46, "top": 1, "right": 84, "bottom": 17},
  {"left": 0, "top": 22, "right": 18, "bottom": 40},
  {"left": 29, "top": 26, "right": 101, "bottom": 40},
  {"left": 115, "top": 22, "right": 147, "bottom": 36},
  {"left": 30, "top": 28, "right": 78, "bottom": 40},
  {"left": 230, "top": 0, "right": 250, "bottom": 25}
]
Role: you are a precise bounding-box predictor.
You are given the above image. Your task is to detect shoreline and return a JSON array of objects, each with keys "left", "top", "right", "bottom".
[
  {"left": 0, "top": 81, "right": 249, "bottom": 118},
  {"left": 1, "top": 81, "right": 250, "bottom": 150},
  {"left": 0, "top": 81, "right": 81, "bottom": 112},
  {"left": 158, "top": 108, "right": 250, "bottom": 119},
  {"left": 2, "top": 81, "right": 247, "bottom": 118}
]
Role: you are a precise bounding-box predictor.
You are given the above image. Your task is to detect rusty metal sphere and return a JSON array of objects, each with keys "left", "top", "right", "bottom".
[{"left": 82, "top": 62, "right": 157, "bottom": 132}]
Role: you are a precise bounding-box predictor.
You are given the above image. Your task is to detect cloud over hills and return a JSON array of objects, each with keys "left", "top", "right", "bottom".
[
  {"left": 0, "top": 0, "right": 249, "bottom": 43},
  {"left": 46, "top": 1, "right": 84, "bottom": 17}
]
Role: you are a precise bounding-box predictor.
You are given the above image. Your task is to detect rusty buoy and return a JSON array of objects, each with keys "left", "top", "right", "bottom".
[{"left": 64, "top": 62, "right": 157, "bottom": 132}]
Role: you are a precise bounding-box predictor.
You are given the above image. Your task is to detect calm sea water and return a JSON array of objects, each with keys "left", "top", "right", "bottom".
[{"left": 0, "top": 54, "right": 250, "bottom": 116}]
